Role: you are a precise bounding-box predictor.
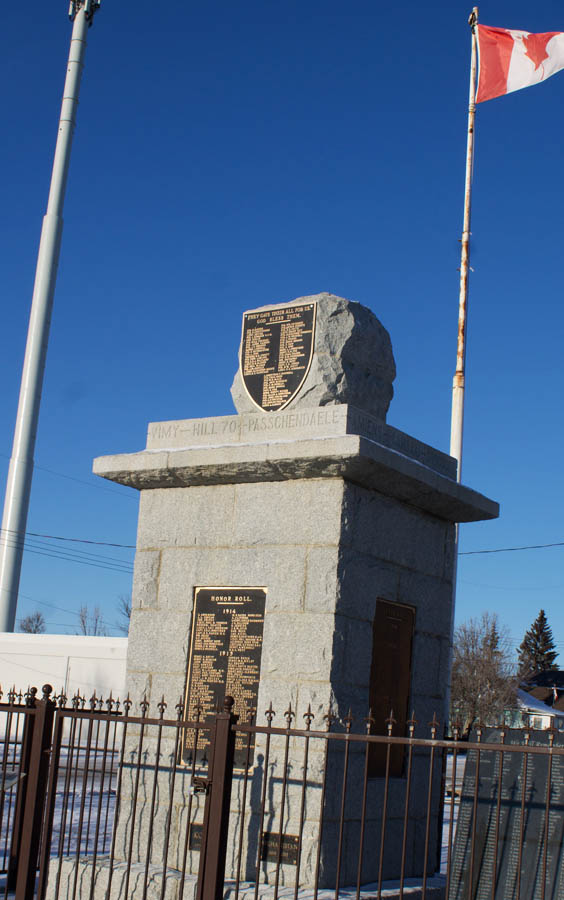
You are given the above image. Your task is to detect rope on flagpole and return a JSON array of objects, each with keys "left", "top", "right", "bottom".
[{"left": 450, "top": 7, "right": 478, "bottom": 483}]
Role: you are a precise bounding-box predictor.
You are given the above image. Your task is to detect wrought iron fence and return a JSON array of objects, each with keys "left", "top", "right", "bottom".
[
  {"left": 0, "top": 687, "right": 36, "bottom": 886},
  {"left": 2, "top": 686, "right": 564, "bottom": 900}
]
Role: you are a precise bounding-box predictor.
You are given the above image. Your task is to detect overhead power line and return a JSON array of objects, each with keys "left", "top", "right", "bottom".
[
  {"left": 17, "top": 592, "right": 123, "bottom": 634},
  {"left": 1, "top": 532, "right": 132, "bottom": 566},
  {"left": 0, "top": 535, "right": 133, "bottom": 572},
  {"left": 0, "top": 527, "right": 135, "bottom": 550},
  {"left": 0, "top": 534, "right": 133, "bottom": 576},
  {"left": 4, "top": 528, "right": 564, "bottom": 561},
  {"left": 0, "top": 451, "right": 136, "bottom": 501},
  {"left": 33, "top": 463, "right": 136, "bottom": 499},
  {"left": 460, "top": 541, "right": 564, "bottom": 556}
]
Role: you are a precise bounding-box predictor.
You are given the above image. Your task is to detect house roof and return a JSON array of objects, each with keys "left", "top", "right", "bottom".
[
  {"left": 516, "top": 689, "right": 557, "bottom": 716},
  {"left": 527, "top": 686, "right": 552, "bottom": 703},
  {"left": 521, "top": 669, "right": 564, "bottom": 689}
]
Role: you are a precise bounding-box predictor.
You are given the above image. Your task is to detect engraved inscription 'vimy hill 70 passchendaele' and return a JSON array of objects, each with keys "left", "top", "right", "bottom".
[{"left": 240, "top": 303, "right": 316, "bottom": 412}]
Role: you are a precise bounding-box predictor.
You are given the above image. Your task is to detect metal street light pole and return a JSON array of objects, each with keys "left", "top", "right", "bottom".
[{"left": 0, "top": 0, "right": 101, "bottom": 632}]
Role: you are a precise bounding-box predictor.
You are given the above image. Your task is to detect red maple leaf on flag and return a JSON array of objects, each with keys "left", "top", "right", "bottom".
[{"left": 523, "top": 32, "right": 559, "bottom": 70}]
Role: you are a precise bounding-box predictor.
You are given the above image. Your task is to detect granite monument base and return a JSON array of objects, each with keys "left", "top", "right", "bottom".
[
  {"left": 45, "top": 857, "right": 447, "bottom": 900},
  {"left": 93, "top": 403, "right": 497, "bottom": 888}
]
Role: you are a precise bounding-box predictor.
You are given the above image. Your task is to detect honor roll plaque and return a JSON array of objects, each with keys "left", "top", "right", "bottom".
[
  {"left": 182, "top": 588, "right": 266, "bottom": 767},
  {"left": 241, "top": 303, "right": 316, "bottom": 412}
]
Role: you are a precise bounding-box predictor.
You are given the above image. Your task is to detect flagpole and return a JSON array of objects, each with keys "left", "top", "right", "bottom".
[
  {"left": 0, "top": 0, "right": 101, "bottom": 633},
  {"left": 446, "top": 9, "right": 479, "bottom": 728},
  {"left": 450, "top": 7, "right": 478, "bottom": 482}
]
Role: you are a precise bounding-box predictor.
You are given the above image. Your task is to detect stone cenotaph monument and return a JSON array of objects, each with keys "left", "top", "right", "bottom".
[{"left": 93, "top": 293, "right": 498, "bottom": 890}]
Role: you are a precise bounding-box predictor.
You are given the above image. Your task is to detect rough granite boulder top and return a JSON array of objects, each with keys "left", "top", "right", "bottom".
[{"left": 230, "top": 293, "right": 396, "bottom": 421}]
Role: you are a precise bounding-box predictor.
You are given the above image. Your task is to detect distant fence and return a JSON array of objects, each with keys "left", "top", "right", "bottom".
[{"left": 2, "top": 686, "right": 564, "bottom": 900}]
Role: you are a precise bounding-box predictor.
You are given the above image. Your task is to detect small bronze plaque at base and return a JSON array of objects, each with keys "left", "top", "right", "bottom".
[
  {"left": 189, "top": 823, "right": 203, "bottom": 851},
  {"left": 260, "top": 832, "right": 299, "bottom": 866}
]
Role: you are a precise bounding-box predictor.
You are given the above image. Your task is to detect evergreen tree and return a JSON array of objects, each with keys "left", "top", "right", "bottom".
[{"left": 518, "top": 609, "right": 558, "bottom": 677}]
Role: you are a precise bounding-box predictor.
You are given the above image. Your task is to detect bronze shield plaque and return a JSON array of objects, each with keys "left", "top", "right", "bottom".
[{"left": 240, "top": 303, "right": 316, "bottom": 412}]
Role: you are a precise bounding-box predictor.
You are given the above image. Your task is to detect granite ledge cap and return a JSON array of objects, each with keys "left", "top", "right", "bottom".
[
  {"left": 93, "top": 435, "right": 498, "bottom": 524},
  {"left": 145, "top": 404, "right": 456, "bottom": 480}
]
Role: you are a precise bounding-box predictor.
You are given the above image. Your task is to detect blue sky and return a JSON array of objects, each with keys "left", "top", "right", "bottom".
[{"left": 1, "top": 1, "right": 563, "bottom": 660}]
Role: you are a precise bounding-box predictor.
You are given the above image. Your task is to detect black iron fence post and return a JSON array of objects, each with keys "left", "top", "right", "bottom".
[
  {"left": 196, "top": 697, "right": 238, "bottom": 900},
  {"left": 36, "top": 700, "right": 67, "bottom": 900},
  {"left": 8, "top": 688, "right": 38, "bottom": 890},
  {"left": 14, "top": 685, "right": 55, "bottom": 900}
]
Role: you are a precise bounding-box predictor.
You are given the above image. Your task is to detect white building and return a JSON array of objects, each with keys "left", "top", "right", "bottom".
[
  {"left": 0, "top": 633, "right": 127, "bottom": 700},
  {"left": 516, "top": 688, "right": 564, "bottom": 731}
]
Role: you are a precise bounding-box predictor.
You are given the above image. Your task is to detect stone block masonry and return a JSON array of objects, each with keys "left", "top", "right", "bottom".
[
  {"left": 93, "top": 293, "right": 498, "bottom": 890},
  {"left": 94, "top": 423, "right": 496, "bottom": 887}
]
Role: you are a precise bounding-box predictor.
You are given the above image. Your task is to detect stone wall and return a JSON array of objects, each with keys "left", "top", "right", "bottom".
[{"left": 92, "top": 294, "right": 498, "bottom": 890}]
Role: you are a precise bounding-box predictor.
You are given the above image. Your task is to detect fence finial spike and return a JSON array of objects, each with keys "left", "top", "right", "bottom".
[
  {"left": 428, "top": 712, "right": 440, "bottom": 736},
  {"left": 25, "top": 686, "right": 37, "bottom": 707},
  {"left": 265, "top": 702, "right": 276, "bottom": 725},
  {"left": 284, "top": 703, "right": 295, "bottom": 727},
  {"left": 324, "top": 705, "right": 336, "bottom": 731},
  {"left": 223, "top": 695, "right": 235, "bottom": 713},
  {"left": 386, "top": 710, "right": 397, "bottom": 734}
]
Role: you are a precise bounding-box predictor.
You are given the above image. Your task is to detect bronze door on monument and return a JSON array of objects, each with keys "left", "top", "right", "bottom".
[{"left": 368, "top": 599, "right": 415, "bottom": 777}]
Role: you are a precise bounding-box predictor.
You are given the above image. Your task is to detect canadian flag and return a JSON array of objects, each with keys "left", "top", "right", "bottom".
[{"left": 476, "top": 25, "right": 564, "bottom": 103}]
